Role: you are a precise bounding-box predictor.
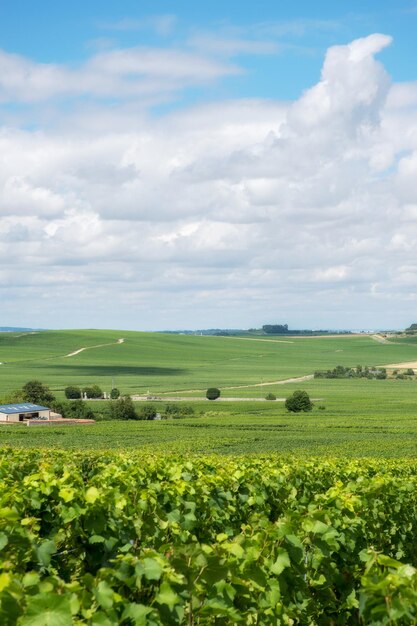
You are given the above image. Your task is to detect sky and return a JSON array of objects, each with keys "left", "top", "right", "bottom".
[{"left": 1, "top": 1, "right": 417, "bottom": 331}]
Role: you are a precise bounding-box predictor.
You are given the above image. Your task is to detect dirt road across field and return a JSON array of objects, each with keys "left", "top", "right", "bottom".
[
  {"left": 64, "top": 338, "right": 124, "bottom": 358},
  {"left": 131, "top": 374, "right": 314, "bottom": 400}
]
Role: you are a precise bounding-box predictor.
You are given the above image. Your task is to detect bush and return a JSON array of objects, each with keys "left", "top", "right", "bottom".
[
  {"left": 164, "top": 404, "right": 195, "bottom": 418},
  {"left": 82, "top": 385, "right": 103, "bottom": 399},
  {"left": 206, "top": 388, "right": 221, "bottom": 400},
  {"left": 138, "top": 404, "right": 157, "bottom": 420},
  {"left": 64, "top": 386, "right": 82, "bottom": 399},
  {"left": 110, "top": 388, "right": 121, "bottom": 399},
  {"left": 22, "top": 380, "right": 55, "bottom": 405},
  {"left": 109, "top": 396, "right": 138, "bottom": 420},
  {"left": 285, "top": 390, "right": 313, "bottom": 413},
  {"left": 52, "top": 400, "right": 96, "bottom": 420},
  {"left": 406, "top": 369, "right": 415, "bottom": 376},
  {"left": 265, "top": 393, "right": 277, "bottom": 401}
]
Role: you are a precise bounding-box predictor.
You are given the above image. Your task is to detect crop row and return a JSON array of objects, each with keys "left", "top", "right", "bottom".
[{"left": 1, "top": 450, "right": 417, "bottom": 624}]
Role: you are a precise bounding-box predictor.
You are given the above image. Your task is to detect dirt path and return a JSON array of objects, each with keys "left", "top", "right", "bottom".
[
  {"left": 147, "top": 374, "right": 314, "bottom": 397},
  {"left": 382, "top": 361, "right": 417, "bottom": 370},
  {"left": 372, "top": 334, "right": 392, "bottom": 344},
  {"left": 64, "top": 338, "right": 124, "bottom": 358}
]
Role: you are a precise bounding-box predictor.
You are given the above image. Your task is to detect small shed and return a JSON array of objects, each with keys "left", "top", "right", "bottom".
[{"left": 0, "top": 403, "right": 51, "bottom": 423}]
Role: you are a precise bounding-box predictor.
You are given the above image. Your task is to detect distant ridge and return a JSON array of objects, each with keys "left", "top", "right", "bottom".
[{"left": 0, "top": 327, "right": 44, "bottom": 332}]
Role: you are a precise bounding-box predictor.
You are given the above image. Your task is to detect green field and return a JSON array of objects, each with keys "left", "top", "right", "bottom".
[
  {"left": 3, "top": 331, "right": 417, "bottom": 623},
  {"left": 2, "top": 330, "right": 417, "bottom": 457},
  {"left": 1, "top": 329, "right": 417, "bottom": 397}
]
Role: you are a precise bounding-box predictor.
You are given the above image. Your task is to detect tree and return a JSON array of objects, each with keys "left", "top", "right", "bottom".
[
  {"left": 22, "top": 380, "right": 55, "bottom": 405},
  {"left": 265, "top": 393, "right": 276, "bottom": 401},
  {"left": 110, "top": 388, "right": 121, "bottom": 399},
  {"left": 285, "top": 390, "right": 313, "bottom": 413},
  {"left": 206, "top": 388, "right": 221, "bottom": 400},
  {"left": 64, "top": 386, "right": 82, "bottom": 399},
  {"left": 82, "top": 385, "right": 103, "bottom": 399},
  {"left": 109, "top": 396, "right": 138, "bottom": 420}
]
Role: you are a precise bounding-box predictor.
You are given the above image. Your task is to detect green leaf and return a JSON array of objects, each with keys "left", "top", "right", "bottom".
[
  {"left": 20, "top": 593, "right": 72, "bottom": 626},
  {"left": 89, "top": 535, "right": 105, "bottom": 544},
  {"left": 121, "top": 603, "right": 153, "bottom": 625},
  {"left": 142, "top": 557, "right": 163, "bottom": 581},
  {"left": 36, "top": 540, "right": 56, "bottom": 567},
  {"left": 94, "top": 581, "right": 114, "bottom": 609},
  {"left": 156, "top": 582, "right": 180, "bottom": 609},
  {"left": 0, "top": 532, "right": 8, "bottom": 551},
  {"left": 85, "top": 487, "right": 100, "bottom": 504},
  {"left": 270, "top": 548, "right": 291, "bottom": 575}
]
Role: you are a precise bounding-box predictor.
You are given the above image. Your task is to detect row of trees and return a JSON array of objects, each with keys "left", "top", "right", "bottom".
[
  {"left": 314, "top": 365, "right": 387, "bottom": 380},
  {"left": 65, "top": 385, "right": 121, "bottom": 399}
]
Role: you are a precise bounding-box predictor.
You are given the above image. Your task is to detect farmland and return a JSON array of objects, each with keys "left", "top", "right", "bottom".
[
  {"left": 2, "top": 329, "right": 417, "bottom": 623},
  {"left": 1, "top": 329, "right": 417, "bottom": 398}
]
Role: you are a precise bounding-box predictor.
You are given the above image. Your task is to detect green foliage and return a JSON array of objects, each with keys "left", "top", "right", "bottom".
[
  {"left": 64, "top": 385, "right": 81, "bottom": 399},
  {"left": 265, "top": 392, "right": 276, "bottom": 400},
  {"left": 22, "top": 380, "right": 55, "bottom": 404},
  {"left": 314, "top": 365, "right": 387, "bottom": 379},
  {"left": 82, "top": 384, "right": 103, "bottom": 399},
  {"left": 164, "top": 404, "right": 195, "bottom": 418},
  {"left": 110, "top": 387, "right": 120, "bottom": 399},
  {"left": 285, "top": 389, "right": 313, "bottom": 412},
  {"left": 206, "top": 387, "right": 221, "bottom": 400},
  {"left": 0, "top": 389, "right": 25, "bottom": 404},
  {"left": 109, "top": 396, "right": 138, "bottom": 420},
  {"left": 138, "top": 403, "right": 157, "bottom": 420},
  {"left": 52, "top": 399, "right": 96, "bottom": 420},
  {"left": 1, "top": 451, "right": 417, "bottom": 623}
]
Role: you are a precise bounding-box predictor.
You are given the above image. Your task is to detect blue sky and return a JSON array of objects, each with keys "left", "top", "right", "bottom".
[
  {"left": 1, "top": 0, "right": 417, "bottom": 102},
  {"left": 1, "top": 2, "right": 417, "bottom": 330}
]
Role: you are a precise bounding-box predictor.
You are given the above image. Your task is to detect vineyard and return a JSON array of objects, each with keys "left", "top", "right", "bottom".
[{"left": 2, "top": 449, "right": 417, "bottom": 624}]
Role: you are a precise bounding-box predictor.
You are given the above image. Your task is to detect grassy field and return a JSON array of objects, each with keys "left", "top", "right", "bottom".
[
  {"left": 2, "top": 329, "right": 417, "bottom": 457},
  {"left": 1, "top": 329, "right": 417, "bottom": 397},
  {"left": 1, "top": 377, "right": 417, "bottom": 456}
]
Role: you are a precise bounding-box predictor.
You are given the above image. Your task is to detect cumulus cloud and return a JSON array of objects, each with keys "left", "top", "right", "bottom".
[{"left": 1, "top": 33, "right": 417, "bottom": 329}]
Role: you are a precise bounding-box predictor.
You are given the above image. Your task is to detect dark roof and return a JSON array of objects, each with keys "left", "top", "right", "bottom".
[{"left": 0, "top": 403, "right": 50, "bottom": 414}]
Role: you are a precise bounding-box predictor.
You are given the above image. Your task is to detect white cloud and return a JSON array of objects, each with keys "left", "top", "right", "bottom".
[
  {"left": 0, "top": 46, "right": 239, "bottom": 103},
  {"left": 2, "top": 33, "right": 417, "bottom": 329}
]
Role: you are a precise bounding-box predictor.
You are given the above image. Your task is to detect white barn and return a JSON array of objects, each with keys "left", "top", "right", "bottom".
[{"left": 0, "top": 403, "right": 51, "bottom": 423}]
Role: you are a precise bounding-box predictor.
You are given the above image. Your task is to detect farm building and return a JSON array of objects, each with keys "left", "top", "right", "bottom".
[{"left": 0, "top": 403, "right": 51, "bottom": 422}]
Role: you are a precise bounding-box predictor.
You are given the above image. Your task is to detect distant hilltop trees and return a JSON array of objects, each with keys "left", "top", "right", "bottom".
[
  {"left": 406, "top": 324, "right": 417, "bottom": 331},
  {"left": 262, "top": 324, "right": 289, "bottom": 334}
]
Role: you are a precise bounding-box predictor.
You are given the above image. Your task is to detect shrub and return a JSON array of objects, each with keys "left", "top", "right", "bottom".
[
  {"left": 206, "top": 388, "right": 221, "bottom": 400},
  {"left": 110, "top": 388, "right": 121, "bottom": 399},
  {"left": 82, "top": 385, "right": 103, "bottom": 399},
  {"left": 138, "top": 404, "right": 157, "bottom": 420},
  {"left": 64, "top": 385, "right": 82, "bottom": 399},
  {"left": 109, "top": 396, "right": 138, "bottom": 420},
  {"left": 406, "top": 369, "right": 415, "bottom": 376},
  {"left": 285, "top": 390, "right": 313, "bottom": 413},
  {"left": 164, "top": 404, "right": 195, "bottom": 418},
  {"left": 52, "top": 400, "right": 96, "bottom": 420},
  {"left": 265, "top": 393, "right": 277, "bottom": 401}
]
